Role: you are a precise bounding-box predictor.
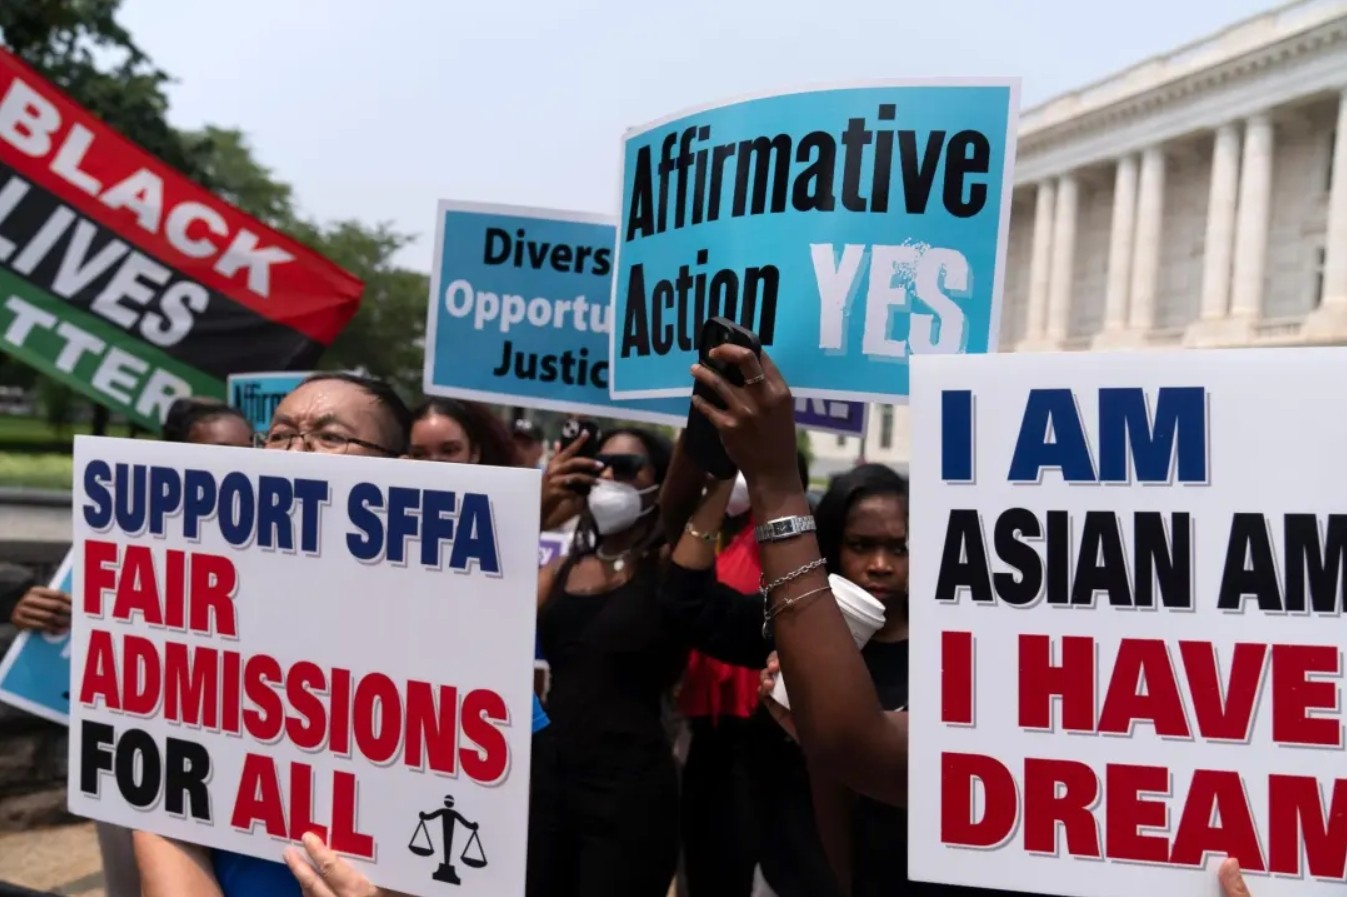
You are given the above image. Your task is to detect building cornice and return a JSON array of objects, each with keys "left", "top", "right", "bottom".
[
  {"left": 1021, "top": 0, "right": 1347, "bottom": 134},
  {"left": 1014, "top": 14, "right": 1347, "bottom": 185}
]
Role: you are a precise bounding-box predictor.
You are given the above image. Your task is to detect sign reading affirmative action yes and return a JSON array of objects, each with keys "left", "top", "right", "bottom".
[
  {"left": 610, "top": 80, "right": 1018, "bottom": 402},
  {"left": 67, "top": 437, "right": 539, "bottom": 897},
  {"left": 908, "top": 349, "right": 1347, "bottom": 897}
]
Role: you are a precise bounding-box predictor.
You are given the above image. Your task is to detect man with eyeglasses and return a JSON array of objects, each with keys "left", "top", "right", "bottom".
[
  {"left": 133, "top": 371, "right": 552, "bottom": 897},
  {"left": 254, "top": 372, "right": 413, "bottom": 456}
]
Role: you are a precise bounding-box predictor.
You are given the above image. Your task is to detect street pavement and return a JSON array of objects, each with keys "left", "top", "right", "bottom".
[{"left": 0, "top": 822, "right": 104, "bottom": 896}]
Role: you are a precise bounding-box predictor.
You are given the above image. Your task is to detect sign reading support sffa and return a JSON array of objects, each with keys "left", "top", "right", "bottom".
[
  {"left": 424, "top": 201, "right": 868, "bottom": 436},
  {"left": 0, "top": 548, "right": 74, "bottom": 724},
  {"left": 909, "top": 348, "right": 1347, "bottom": 897},
  {"left": 67, "top": 436, "right": 539, "bottom": 897},
  {"left": 610, "top": 80, "right": 1018, "bottom": 403},
  {"left": 0, "top": 50, "right": 363, "bottom": 430}
]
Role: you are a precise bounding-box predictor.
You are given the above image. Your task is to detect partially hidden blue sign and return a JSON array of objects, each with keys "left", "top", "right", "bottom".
[
  {"left": 0, "top": 549, "right": 74, "bottom": 724},
  {"left": 226, "top": 371, "right": 315, "bottom": 435},
  {"left": 423, "top": 202, "right": 868, "bottom": 436},
  {"left": 609, "top": 80, "right": 1019, "bottom": 403}
]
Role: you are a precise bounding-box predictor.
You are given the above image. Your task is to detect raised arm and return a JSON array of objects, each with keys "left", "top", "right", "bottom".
[
  {"left": 659, "top": 431, "right": 713, "bottom": 545},
  {"left": 689, "top": 346, "right": 907, "bottom": 806},
  {"left": 660, "top": 477, "right": 770, "bottom": 668}
]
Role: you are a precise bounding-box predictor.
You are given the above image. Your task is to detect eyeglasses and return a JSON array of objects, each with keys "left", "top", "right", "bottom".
[
  {"left": 255, "top": 429, "right": 397, "bottom": 455},
  {"left": 595, "top": 453, "right": 648, "bottom": 481}
]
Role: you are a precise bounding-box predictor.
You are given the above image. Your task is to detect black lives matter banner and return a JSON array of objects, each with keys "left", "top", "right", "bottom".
[{"left": 0, "top": 50, "right": 363, "bottom": 429}]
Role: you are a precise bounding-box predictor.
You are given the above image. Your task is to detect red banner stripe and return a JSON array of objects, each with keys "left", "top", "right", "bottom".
[{"left": 0, "top": 49, "right": 362, "bottom": 345}]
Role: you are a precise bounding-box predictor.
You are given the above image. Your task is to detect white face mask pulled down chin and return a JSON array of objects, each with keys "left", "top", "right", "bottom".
[
  {"left": 725, "top": 473, "right": 751, "bottom": 518},
  {"left": 587, "top": 479, "right": 658, "bottom": 535}
]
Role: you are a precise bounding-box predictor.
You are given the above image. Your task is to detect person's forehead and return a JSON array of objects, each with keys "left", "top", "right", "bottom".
[
  {"left": 273, "top": 381, "right": 379, "bottom": 428},
  {"left": 600, "top": 433, "right": 647, "bottom": 457},
  {"left": 414, "top": 413, "right": 469, "bottom": 440},
  {"left": 846, "top": 494, "right": 907, "bottom": 533}
]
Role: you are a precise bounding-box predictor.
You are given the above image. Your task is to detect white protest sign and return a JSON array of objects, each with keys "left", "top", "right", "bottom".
[
  {"left": 67, "top": 436, "right": 540, "bottom": 897},
  {"left": 909, "top": 348, "right": 1347, "bottom": 897}
]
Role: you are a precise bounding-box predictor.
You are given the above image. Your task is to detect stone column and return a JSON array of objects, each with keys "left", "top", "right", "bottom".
[
  {"left": 1101, "top": 155, "right": 1138, "bottom": 332},
  {"left": 1229, "top": 113, "right": 1274, "bottom": 319},
  {"left": 1303, "top": 93, "right": 1347, "bottom": 340},
  {"left": 1322, "top": 90, "right": 1347, "bottom": 307},
  {"left": 1127, "top": 145, "right": 1166, "bottom": 332},
  {"left": 1198, "top": 124, "right": 1242, "bottom": 320},
  {"left": 1045, "top": 174, "right": 1078, "bottom": 340},
  {"left": 1020, "top": 181, "right": 1056, "bottom": 345}
]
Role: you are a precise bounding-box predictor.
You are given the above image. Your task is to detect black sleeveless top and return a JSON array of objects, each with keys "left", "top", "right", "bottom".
[{"left": 538, "top": 555, "right": 687, "bottom": 759}]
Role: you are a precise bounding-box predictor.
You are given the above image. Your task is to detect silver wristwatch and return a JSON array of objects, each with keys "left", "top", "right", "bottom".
[{"left": 753, "top": 515, "right": 817, "bottom": 544}]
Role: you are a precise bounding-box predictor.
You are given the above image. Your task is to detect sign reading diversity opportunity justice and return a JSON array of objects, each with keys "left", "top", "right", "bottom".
[
  {"left": 424, "top": 201, "right": 868, "bottom": 436},
  {"left": 610, "top": 80, "right": 1018, "bottom": 402},
  {"left": 67, "top": 437, "right": 539, "bottom": 897},
  {"left": 909, "top": 348, "right": 1347, "bottom": 897}
]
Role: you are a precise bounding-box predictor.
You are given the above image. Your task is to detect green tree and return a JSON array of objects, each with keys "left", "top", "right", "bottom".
[
  {"left": 38, "top": 377, "right": 75, "bottom": 435},
  {"left": 796, "top": 427, "right": 814, "bottom": 471},
  {"left": 180, "top": 126, "right": 300, "bottom": 228},
  {"left": 309, "top": 222, "right": 429, "bottom": 399},
  {"left": 0, "top": 0, "right": 215, "bottom": 183},
  {"left": 1, "top": 1, "right": 429, "bottom": 408}
]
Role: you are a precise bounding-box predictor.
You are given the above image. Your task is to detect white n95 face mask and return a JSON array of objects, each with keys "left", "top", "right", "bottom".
[
  {"left": 725, "top": 473, "right": 751, "bottom": 518},
  {"left": 587, "top": 480, "right": 657, "bottom": 535}
]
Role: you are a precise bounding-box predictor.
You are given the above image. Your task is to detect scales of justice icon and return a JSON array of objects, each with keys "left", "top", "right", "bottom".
[{"left": 408, "top": 795, "right": 487, "bottom": 886}]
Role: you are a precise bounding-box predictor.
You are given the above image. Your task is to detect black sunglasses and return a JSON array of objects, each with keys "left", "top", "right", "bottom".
[{"left": 594, "top": 453, "right": 648, "bottom": 480}]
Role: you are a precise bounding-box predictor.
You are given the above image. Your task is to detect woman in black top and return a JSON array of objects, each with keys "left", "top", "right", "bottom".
[
  {"left": 662, "top": 464, "right": 911, "bottom": 897},
  {"left": 684, "top": 345, "right": 1054, "bottom": 897},
  {"left": 528, "top": 427, "right": 686, "bottom": 897}
]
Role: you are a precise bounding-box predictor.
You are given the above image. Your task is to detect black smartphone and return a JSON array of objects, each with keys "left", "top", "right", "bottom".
[
  {"left": 685, "top": 317, "right": 762, "bottom": 480},
  {"left": 559, "top": 417, "right": 603, "bottom": 494}
]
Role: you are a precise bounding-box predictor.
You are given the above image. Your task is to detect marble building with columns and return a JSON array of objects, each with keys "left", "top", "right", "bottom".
[{"left": 808, "top": 0, "right": 1347, "bottom": 478}]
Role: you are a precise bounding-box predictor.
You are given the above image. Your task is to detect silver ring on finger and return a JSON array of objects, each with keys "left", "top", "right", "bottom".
[{"left": 744, "top": 374, "right": 766, "bottom": 386}]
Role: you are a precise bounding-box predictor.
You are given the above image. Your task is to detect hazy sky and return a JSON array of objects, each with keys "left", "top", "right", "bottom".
[{"left": 119, "top": 0, "right": 1274, "bottom": 271}]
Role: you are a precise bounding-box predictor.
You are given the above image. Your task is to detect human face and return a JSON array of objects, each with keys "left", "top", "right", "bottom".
[
  {"left": 596, "top": 433, "right": 656, "bottom": 492},
  {"left": 409, "top": 413, "right": 478, "bottom": 464},
  {"left": 838, "top": 493, "right": 908, "bottom": 610},
  {"left": 188, "top": 415, "right": 253, "bottom": 448},
  {"left": 263, "top": 380, "right": 397, "bottom": 457},
  {"left": 514, "top": 435, "right": 543, "bottom": 467}
]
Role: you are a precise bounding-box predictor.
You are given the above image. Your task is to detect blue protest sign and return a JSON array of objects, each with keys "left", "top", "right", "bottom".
[
  {"left": 226, "top": 371, "right": 315, "bottom": 434},
  {"left": 0, "top": 549, "right": 74, "bottom": 724},
  {"left": 538, "top": 532, "right": 570, "bottom": 568},
  {"left": 424, "top": 202, "right": 869, "bottom": 435},
  {"left": 794, "top": 398, "right": 867, "bottom": 437},
  {"left": 610, "top": 80, "right": 1019, "bottom": 403},
  {"left": 424, "top": 202, "right": 687, "bottom": 426}
]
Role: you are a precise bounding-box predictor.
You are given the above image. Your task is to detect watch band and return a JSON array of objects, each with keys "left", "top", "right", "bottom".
[{"left": 754, "top": 515, "right": 817, "bottom": 544}]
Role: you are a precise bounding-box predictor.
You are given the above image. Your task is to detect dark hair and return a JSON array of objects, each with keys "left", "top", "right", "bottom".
[
  {"left": 599, "top": 427, "right": 673, "bottom": 484},
  {"left": 410, "top": 398, "right": 519, "bottom": 467},
  {"left": 162, "top": 398, "right": 251, "bottom": 443},
  {"left": 571, "top": 426, "right": 674, "bottom": 558},
  {"left": 299, "top": 373, "right": 413, "bottom": 454},
  {"left": 814, "top": 464, "right": 908, "bottom": 576}
]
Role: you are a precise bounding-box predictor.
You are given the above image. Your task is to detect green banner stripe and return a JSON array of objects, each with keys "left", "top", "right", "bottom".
[{"left": 0, "top": 270, "right": 222, "bottom": 430}]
